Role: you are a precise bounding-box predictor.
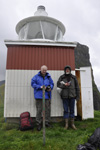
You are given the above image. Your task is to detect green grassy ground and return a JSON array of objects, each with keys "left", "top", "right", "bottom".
[{"left": 0, "top": 84, "right": 100, "bottom": 150}]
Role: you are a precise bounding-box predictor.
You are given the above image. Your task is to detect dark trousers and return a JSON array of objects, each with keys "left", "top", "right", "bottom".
[
  {"left": 36, "top": 99, "right": 51, "bottom": 125},
  {"left": 62, "top": 98, "right": 75, "bottom": 119}
]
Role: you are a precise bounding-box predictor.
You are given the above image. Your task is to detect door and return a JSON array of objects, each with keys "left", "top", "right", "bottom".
[{"left": 76, "top": 67, "right": 94, "bottom": 120}]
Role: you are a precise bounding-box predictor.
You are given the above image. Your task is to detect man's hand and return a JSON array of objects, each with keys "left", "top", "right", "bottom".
[
  {"left": 41, "top": 86, "right": 51, "bottom": 91},
  {"left": 46, "top": 88, "right": 51, "bottom": 91},
  {"left": 65, "top": 82, "right": 71, "bottom": 86},
  {"left": 41, "top": 86, "right": 46, "bottom": 90}
]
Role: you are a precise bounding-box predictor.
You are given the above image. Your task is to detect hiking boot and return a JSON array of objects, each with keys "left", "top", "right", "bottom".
[
  {"left": 37, "top": 124, "right": 42, "bottom": 131},
  {"left": 64, "top": 118, "right": 69, "bottom": 129},
  {"left": 70, "top": 118, "right": 77, "bottom": 130}
]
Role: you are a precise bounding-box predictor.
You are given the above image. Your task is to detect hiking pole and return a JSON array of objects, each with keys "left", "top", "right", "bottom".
[{"left": 42, "top": 85, "right": 45, "bottom": 146}]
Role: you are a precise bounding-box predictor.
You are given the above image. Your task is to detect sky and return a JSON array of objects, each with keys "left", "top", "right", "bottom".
[{"left": 0, "top": 0, "right": 100, "bottom": 87}]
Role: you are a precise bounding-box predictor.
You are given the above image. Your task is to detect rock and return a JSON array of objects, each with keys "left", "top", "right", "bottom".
[{"left": 75, "top": 43, "right": 100, "bottom": 110}]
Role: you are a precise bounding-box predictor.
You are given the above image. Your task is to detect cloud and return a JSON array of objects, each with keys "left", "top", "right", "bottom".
[{"left": 0, "top": 0, "right": 100, "bottom": 87}]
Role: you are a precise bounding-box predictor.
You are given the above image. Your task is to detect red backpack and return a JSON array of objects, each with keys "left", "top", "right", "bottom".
[{"left": 19, "top": 112, "right": 34, "bottom": 131}]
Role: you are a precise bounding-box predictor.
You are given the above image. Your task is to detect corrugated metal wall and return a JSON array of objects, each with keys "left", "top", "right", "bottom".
[
  {"left": 4, "top": 45, "right": 76, "bottom": 117},
  {"left": 4, "top": 70, "right": 76, "bottom": 117},
  {"left": 6, "top": 45, "right": 75, "bottom": 70}
]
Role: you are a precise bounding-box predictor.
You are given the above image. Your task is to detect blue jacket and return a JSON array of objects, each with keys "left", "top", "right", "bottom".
[{"left": 31, "top": 71, "right": 54, "bottom": 100}]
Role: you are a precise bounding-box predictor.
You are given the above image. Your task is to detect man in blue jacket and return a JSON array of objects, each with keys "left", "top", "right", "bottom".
[{"left": 31, "top": 65, "right": 54, "bottom": 131}]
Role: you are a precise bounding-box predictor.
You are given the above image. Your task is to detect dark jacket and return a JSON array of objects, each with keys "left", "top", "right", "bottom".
[
  {"left": 57, "top": 73, "right": 80, "bottom": 100},
  {"left": 31, "top": 71, "right": 54, "bottom": 100}
]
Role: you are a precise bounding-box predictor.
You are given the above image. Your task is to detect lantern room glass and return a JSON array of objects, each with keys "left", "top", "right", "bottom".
[{"left": 18, "top": 21, "right": 63, "bottom": 41}]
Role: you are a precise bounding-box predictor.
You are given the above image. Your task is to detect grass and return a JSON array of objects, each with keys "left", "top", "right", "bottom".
[{"left": 0, "top": 84, "right": 100, "bottom": 150}]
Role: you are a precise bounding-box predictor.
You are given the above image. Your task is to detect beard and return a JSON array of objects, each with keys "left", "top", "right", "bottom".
[{"left": 66, "top": 72, "right": 70, "bottom": 75}]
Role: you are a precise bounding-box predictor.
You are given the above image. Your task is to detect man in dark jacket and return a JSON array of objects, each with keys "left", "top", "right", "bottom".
[
  {"left": 31, "top": 65, "right": 54, "bottom": 131},
  {"left": 57, "top": 65, "right": 80, "bottom": 130}
]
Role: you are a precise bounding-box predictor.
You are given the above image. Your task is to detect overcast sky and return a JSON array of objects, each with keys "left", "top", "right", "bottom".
[{"left": 0, "top": 0, "right": 100, "bottom": 87}]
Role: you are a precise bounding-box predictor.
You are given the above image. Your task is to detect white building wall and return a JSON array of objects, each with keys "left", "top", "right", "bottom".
[{"left": 4, "top": 70, "right": 76, "bottom": 117}]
